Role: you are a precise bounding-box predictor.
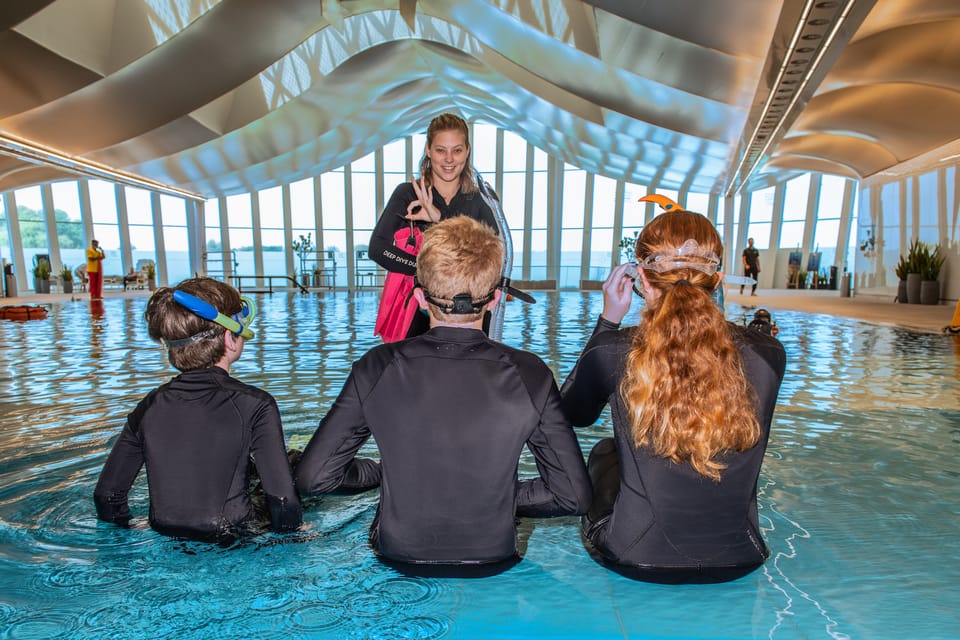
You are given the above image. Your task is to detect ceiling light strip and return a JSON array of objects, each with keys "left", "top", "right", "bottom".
[
  {"left": 0, "top": 133, "right": 204, "bottom": 201},
  {"left": 727, "top": 0, "right": 855, "bottom": 195},
  {"left": 746, "top": 0, "right": 855, "bottom": 177}
]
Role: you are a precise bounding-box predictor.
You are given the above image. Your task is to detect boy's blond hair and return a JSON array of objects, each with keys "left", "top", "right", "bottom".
[{"left": 416, "top": 216, "right": 503, "bottom": 323}]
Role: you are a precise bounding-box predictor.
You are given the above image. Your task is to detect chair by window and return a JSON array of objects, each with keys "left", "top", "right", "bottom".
[{"left": 74, "top": 265, "right": 88, "bottom": 292}]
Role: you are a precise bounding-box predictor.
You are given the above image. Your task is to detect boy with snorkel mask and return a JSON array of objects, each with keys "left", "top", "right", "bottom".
[{"left": 94, "top": 277, "right": 302, "bottom": 543}]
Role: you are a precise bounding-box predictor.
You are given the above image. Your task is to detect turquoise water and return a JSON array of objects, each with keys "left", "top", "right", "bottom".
[{"left": 0, "top": 292, "right": 958, "bottom": 639}]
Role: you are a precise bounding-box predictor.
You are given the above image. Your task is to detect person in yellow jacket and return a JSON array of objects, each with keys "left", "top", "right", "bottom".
[{"left": 86, "top": 239, "right": 105, "bottom": 299}]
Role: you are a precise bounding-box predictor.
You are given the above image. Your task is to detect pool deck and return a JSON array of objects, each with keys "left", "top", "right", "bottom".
[
  {"left": 2, "top": 287, "right": 957, "bottom": 334},
  {"left": 725, "top": 288, "right": 958, "bottom": 334}
]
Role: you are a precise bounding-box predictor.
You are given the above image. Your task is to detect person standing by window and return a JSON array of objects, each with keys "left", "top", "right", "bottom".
[
  {"left": 741, "top": 237, "right": 760, "bottom": 295},
  {"left": 86, "top": 239, "right": 105, "bottom": 300}
]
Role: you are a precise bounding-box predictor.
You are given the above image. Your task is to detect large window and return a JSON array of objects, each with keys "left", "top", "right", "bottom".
[
  {"left": 746, "top": 187, "right": 774, "bottom": 249},
  {"left": 352, "top": 152, "right": 377, "bottom": 285},
  {"left": 290, "top": 177, "right": 317, "bottom": 276},
  {"left": 589, "top": 175, "right": 617, "bottom": 279},
  {"left": 126, "top": 187, "right": 156, "bottom": 276},
  {"left": 226, "top": 193, "right": 254, "bottom": 276},
  {"left": 203, "top": 198, "right": 227, "bottom": 276},
  {"left": 89, "top": 180, "right": 122, "bottom": 275},
  {"left": 160, "top": 194, "right": 190, "bottom": 284},
  {"left": 780, "top": 175, "right": 810, "bottom": 249},
  {"left": 529, "top": 148, "right": 549, "bottom": 280},
  {"left": 320, "top": 170, "right": 347, "bottom": 286},
  {"left": 560, "top": 164, "right": 586, "bottom": 287},
  {"left": 813, "top": 175, "right": 847, "bottom": 269},
  {"left": 51, "top": 182, "right": 85, "bottom": 272},
  {"left": 16, "top": 186, "right": 49, "bottom": 274},
  {"left": 257, "top": 186, "right": 284, "bottom": 277},
  {"left": 500, "top": 131, "right": 527, "bottom": 274}
]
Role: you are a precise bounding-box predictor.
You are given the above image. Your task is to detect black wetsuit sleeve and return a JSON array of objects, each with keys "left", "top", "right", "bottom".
[
  {"left": 249, "top": 398, "right": 302, "bottom": 532},
  {"left": 295, "top": 369, "right": 382, "bottom": 495},
  {"left": 93, "top": 417, "right": 145, "bottom": 526},
  {"left": 516, "top": 368, "right": 592, "bottom": 517},
  {"left": 559, "top": 316, "right": 623, "bottom": 427},
  {"left": 369, "top": 183, "right": 418, "bottom": 276}
]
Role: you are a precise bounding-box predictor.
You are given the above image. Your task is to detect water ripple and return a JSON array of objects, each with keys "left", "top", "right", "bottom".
[{"left": 1, "top": 293, "right": 958, "bottom": 639}]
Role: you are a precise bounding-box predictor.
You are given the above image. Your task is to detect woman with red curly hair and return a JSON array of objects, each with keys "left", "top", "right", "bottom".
[{"left": 561, "top": 210, "right": 785, "bottom": 583}]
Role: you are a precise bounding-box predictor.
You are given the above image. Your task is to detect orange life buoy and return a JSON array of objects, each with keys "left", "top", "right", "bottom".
[{"left": 0, "top": 305, "right": 49, "bottom": 321}]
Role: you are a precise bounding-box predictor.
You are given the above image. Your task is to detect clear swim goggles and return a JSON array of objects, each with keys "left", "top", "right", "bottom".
[
  {"left": 639, "top": 239, "right": 720, "bottom": 276},
  {"left": 164, "top": 290, "right": 257, "bottom": 348}
]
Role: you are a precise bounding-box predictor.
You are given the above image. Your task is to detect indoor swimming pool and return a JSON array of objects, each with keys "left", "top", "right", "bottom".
[{"left": 0, "top": 291, "right": 958, "bottom": 639}]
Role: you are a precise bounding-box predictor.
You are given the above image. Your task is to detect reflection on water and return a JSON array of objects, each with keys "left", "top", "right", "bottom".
[{"left": 1, "top": 292, "right": 958, "bottom": 639}]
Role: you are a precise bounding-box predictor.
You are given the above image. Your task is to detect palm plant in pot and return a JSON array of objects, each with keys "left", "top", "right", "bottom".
[
  {"left": 904, "top": 239, "right": 925, "bottom": 304},
  {"left": 919, "top": 244, "right": 945, "bottom": 305},
  {"left": 61, "top": 265, "right": 74, "bottom": 294},
  {"left": 33, "top": 260, "right": 51, "bottom": 293},
  {"left": 894, "top": 253, "right": 911, "bottom": 303},
  {"left": 143, "top": 262, "right": 157, "bottom": 290}
]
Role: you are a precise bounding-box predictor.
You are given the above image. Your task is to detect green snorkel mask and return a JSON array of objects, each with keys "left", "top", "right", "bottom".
[{"left": 164, "top": 290, "right": 257, "bottom": 348}]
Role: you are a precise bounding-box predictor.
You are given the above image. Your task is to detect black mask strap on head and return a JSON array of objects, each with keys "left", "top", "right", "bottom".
[
  {"left": 422, "top": 289, "right": 496, "bottom": 315},
  {"left": 414, "top": 277, "right": 496, "bottom": 314}
]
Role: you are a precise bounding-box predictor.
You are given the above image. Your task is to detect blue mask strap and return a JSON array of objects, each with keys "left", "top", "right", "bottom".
[{"left": 172, "top": 290, "right": 255, "bottom": 340}]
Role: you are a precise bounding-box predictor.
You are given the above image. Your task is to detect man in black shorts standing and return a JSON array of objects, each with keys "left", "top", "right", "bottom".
[{"left": 741, "top": 237, "right": 760, "bottom": 296}]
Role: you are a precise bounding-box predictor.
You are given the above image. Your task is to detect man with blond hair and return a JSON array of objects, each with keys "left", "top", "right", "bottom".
[{"left": 296, "top": 216, "right": 590, "bottom": 576}]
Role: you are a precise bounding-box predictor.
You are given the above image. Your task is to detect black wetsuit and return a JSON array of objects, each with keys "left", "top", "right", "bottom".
[
  {"left": 295, "top": 326, "right": 591, "bottom": 574},
  {"left": 742, "top": 245, "right": 760, "bottom": 293},
  {"left": 368, "top": 183, "right": 500, "bottom": 338},
  {"left": 560, "top": 317, "right": 786, "bottom": 583},
  {"left": 94, "top": 367, "right": 302, "bottom": 542}
]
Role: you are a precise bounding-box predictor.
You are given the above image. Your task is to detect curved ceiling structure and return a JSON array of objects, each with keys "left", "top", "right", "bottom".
[{"left": 0, "top": 0, "right": 958, "bottom": 200}]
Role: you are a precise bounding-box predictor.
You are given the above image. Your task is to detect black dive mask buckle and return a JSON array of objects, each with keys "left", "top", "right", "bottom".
[{"left": 450, "top": 293, "right": 478, "bottom": 314}]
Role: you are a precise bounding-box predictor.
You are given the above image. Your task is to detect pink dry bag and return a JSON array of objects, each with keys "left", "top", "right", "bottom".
[{"left": 374, "top": 220, "right": 423, "bottom": 342}]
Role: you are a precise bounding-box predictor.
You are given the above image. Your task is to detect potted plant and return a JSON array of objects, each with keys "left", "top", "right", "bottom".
[
  {"left": 291, "top": 233, "right": 313, "bottom": 287},
  {"left": 33, "top": 260, "right": 51, "bottom": 294},
  {"left": 619, "top": 231, "right": 639, "bottom": 262},
  {"left": 894, "top": 253, "right": 911, "bottom": 303},
  {"left": 905, "top": 238, "right": 925, "bottom": 304},
  {"left": 312, "top": 265, "right": 323, "bottom": 288},
  {"left": 795, "top": 269, "right": 808, "bottom": 289},
  {"left": 143, "top": 263, "right": 157, "bottom": 290},
  {"left": 61, "top": 265, "right": 74, "bottom": 294},
  {"left": 920, "top": 244, "right": 945, "bottom": 305}
]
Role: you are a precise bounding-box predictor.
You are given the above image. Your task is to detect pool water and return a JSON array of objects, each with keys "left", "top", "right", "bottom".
[{"left": 0, "top": 292, "right": 958, "bottom": 639}]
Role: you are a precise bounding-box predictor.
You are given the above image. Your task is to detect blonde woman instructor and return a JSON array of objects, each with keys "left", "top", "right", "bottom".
[{"left": 368, "top": 113, "right": 499, "bottom": 340}]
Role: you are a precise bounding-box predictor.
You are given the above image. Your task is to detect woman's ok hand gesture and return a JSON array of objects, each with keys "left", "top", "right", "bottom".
[{"left": 405, "top": 177, "right": 441, "bottom": 223}]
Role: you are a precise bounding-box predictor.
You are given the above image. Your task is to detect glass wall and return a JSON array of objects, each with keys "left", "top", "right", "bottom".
[
  {"left": 780, "top": 175, "right": 809, "bottom": 250},
  {"left": 813, "top": 175, "right": 846, "bottom": 272},
  {"left": 51, "top": 182, "right": 85, "bottom": 275},
  {"left": 2, "top": 121, "right": 881, "bottom": 296},
  {"left": 500, "top": 132, "right": 527, "bottom": 275},
  {"left": 226, "top": 193, "right": 254, "bottom": 277},
  {"left": 560, "top": 164, "right": 586, "bottom": 288},
  {"left": 257, "top": 186, "right": 285, "bottom": 278},
  {"left": 160, "top": 194, "right": 190, "bottom": 284},
  {"left": 126, "top": 187, "right": 157, "bottom": 275},
  {"left": 14, "top": 186, "right": 47, "bottom": 274},
  {"left": 88, "top": 180, "right": 122, "bottom": 275},
  {"left": 747, "top": 187, "right": 774, "bottom": 249}
]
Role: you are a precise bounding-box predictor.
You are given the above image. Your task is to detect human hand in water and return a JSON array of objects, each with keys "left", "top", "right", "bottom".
[
  {"left": 601, "top": 263, "right": 635, "bottom": 324},
  {"left": 406, "top": 177, "right": 441, "bottom": 223}
]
